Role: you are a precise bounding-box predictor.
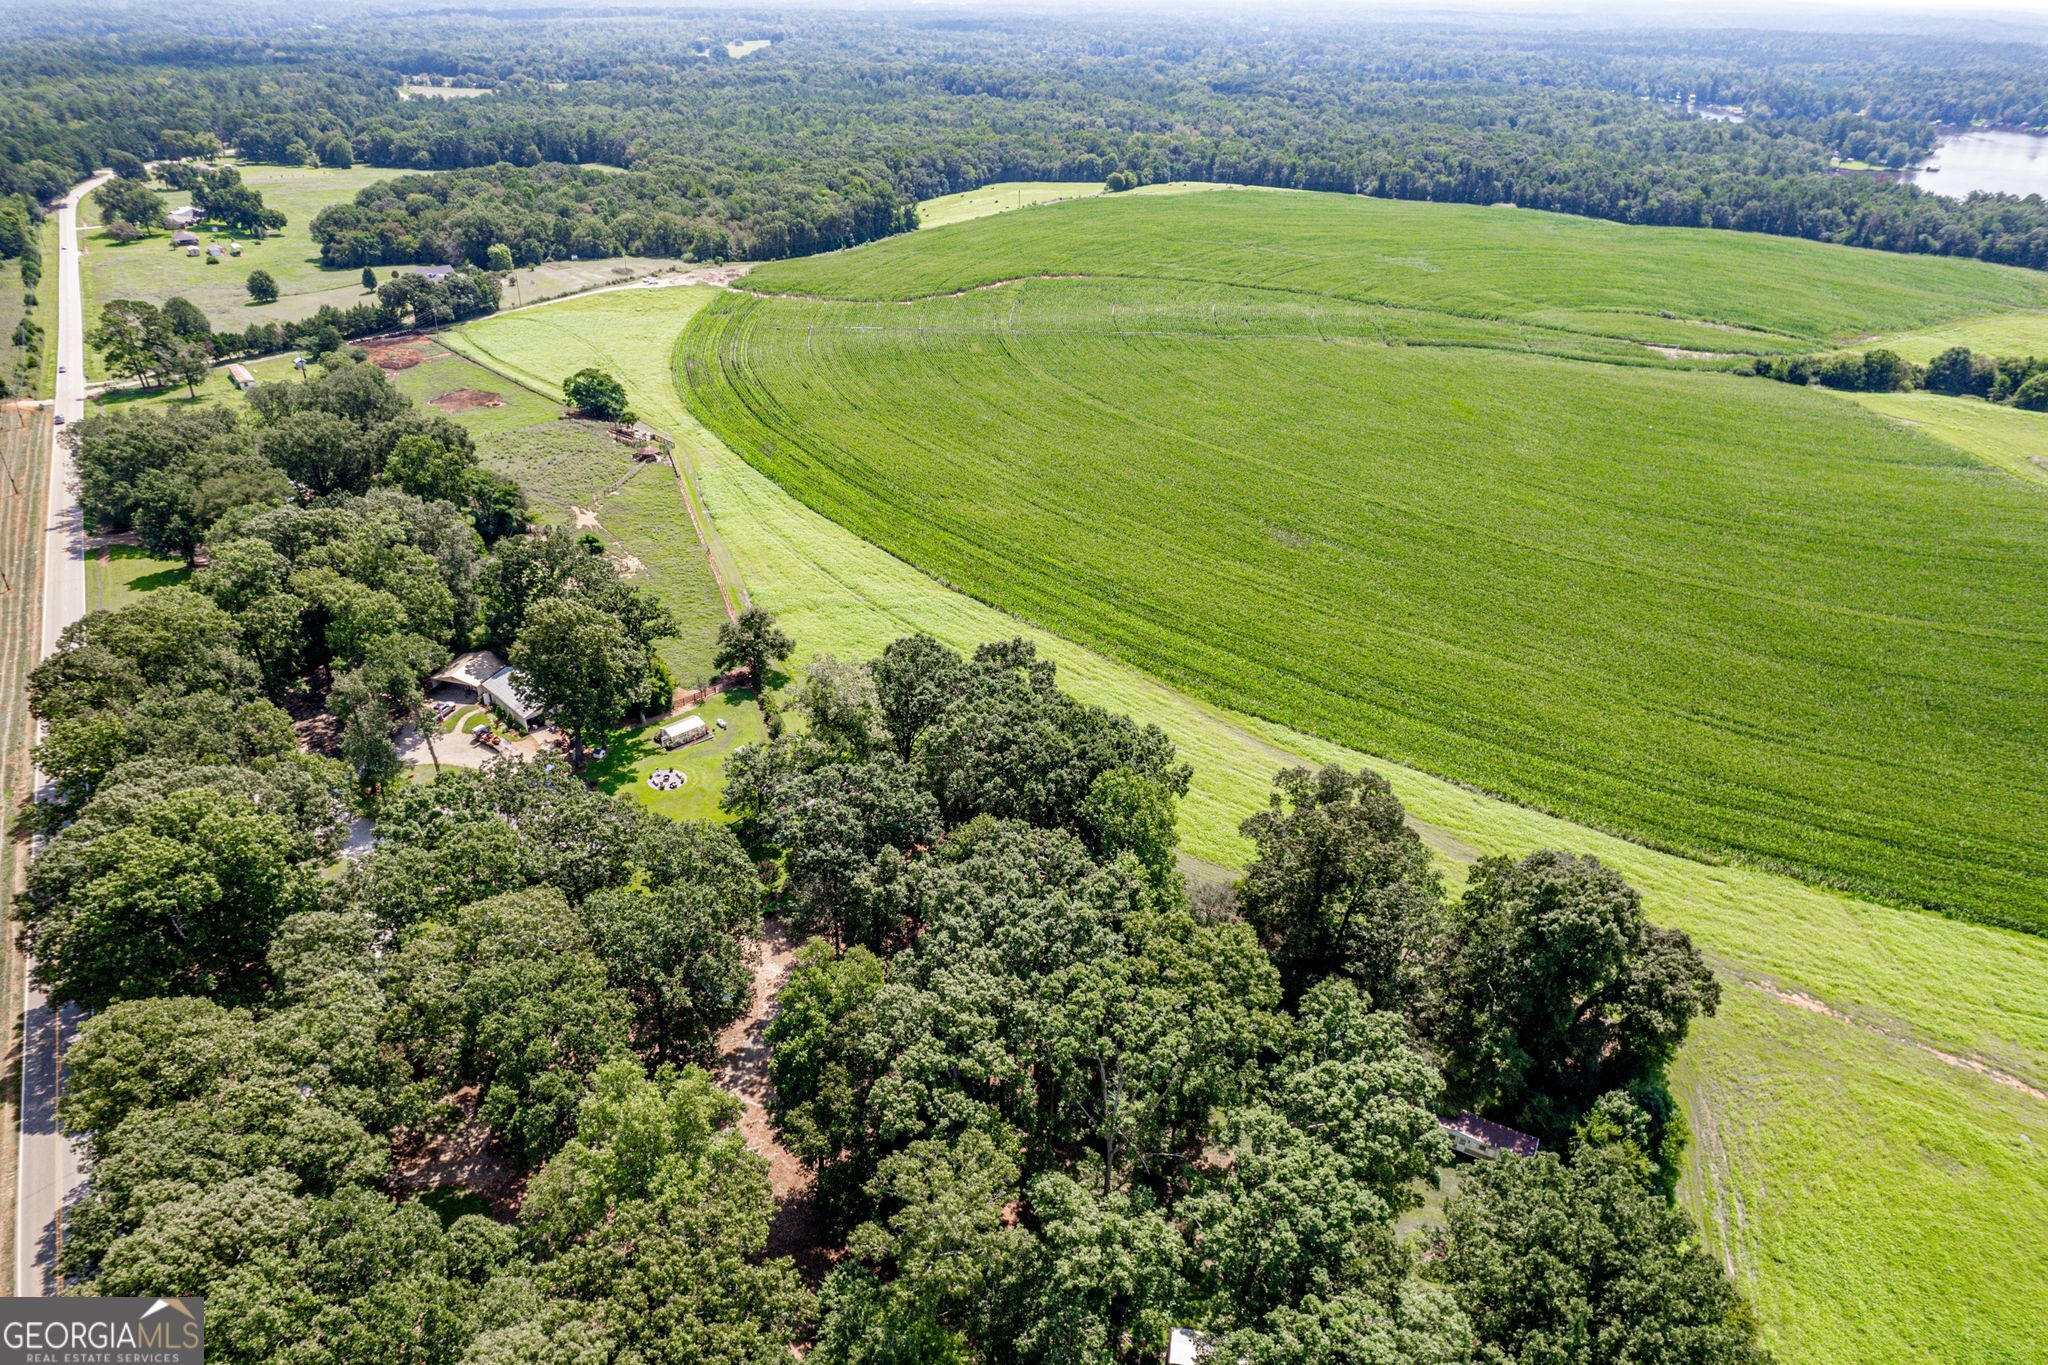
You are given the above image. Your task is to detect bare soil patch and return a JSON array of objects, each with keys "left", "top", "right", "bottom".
[
  {"left": 359, "top": 333, "right": 441, "bottom": 371},
  {"left": 429, "top": 388, "right": 504, "bottom": 412},
  {"left": 714, "top": 916, "right": 830, "bottom": 1278}
]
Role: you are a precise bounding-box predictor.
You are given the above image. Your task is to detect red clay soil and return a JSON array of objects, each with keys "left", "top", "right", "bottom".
[
  {"left": 359, "top": 333, "right": 440, "bottom": 371},
  {"left": 429, "top": 388, "right": 505, "bottom": 412},
  {"left": 715, "top": 916, "right": 832, "bottom": 1279}
]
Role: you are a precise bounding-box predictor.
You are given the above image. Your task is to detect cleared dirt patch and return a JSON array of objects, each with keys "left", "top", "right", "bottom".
[
  {"left": 714, "top": 917, "right": 829, "bottom": 1278},
  {"left": 429, "top": 388, "right": 504, "bottom": 412},
  {"left": 359, "top": 333, "right": 441, "bottom": 371}
]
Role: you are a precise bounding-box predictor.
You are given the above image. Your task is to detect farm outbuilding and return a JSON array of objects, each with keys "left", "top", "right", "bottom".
[
  {"left": 1440, "top": 1112, "right": 1541, "bottom": 1160},
  {"left": 659, "top": 715, "right": 709, "bottom": 749},
  {"left": 429, "top": 649, "right": 508, "bottom": 703},
  {"left": 170, "top": 231, "right": 200, "bottom": 247},
  {"left": 481, "top": 666, "right": 542, "bottom": 728},
  {"left": 167, "top": 205, "right": 204, "bottom": 227},
  {"left": 226, "top": 363, "right": 254, "bottom": 389}
]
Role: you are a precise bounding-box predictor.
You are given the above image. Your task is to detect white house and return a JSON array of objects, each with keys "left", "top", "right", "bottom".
[
  {"left": 481, "top": 665, "right": 543, "bottom": 729},
  {"left": 167, "top": 204, "right": 204, "bottom": 227}
]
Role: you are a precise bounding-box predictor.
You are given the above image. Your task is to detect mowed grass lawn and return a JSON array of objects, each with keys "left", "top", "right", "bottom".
[
  {"left": 685, "top": 191, "right": 2048, "bottom": 933},
  {"left": 1672, "top": 983, "right": 2048, "bottom": 1363},
  {"left": 85, "top": 543, "right": 188, "bottom": 610}
]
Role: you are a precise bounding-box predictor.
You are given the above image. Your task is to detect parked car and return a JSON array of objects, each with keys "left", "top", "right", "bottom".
[{"left": 52, "top": 414, "right": 63, "bottom": 425}]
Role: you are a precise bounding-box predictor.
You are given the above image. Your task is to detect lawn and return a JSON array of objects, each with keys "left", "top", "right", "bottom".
[
  {"left": 80, "top": 164, "right": 397, "bottom": 367},
  {"left": 647, "top": 279, "right": 2048, "bottom": 1362},
  {"left": 584, "top": 688, "right": 767, "bottom": 822},
  {"left": 684, "top": 196, "right": 2048, "bottom": 934},
  {"left": 85, "top": 543, "right": 188, "bottom": 611}
]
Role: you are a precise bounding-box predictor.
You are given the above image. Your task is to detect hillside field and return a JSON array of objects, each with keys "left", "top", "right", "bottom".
[{"left": 683, "top": 189, "right": 2048, "bottom": 933}]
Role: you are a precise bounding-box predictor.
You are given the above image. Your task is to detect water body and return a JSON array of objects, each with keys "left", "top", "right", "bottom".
[{"left": 1904, "top": 129, "right": 2048, "bottom": 200}]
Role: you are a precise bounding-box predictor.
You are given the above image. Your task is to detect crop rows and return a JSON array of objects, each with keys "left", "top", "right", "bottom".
[{"left": 685, "top": 197, "right": 2048, "bottom": 931}]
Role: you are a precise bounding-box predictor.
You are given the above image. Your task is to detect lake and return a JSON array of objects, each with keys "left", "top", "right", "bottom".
[{"left": 1903, "top": 129, "right": 2048, "bottom": 200}]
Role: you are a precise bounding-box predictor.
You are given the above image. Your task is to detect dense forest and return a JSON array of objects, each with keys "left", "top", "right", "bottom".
[{"left": 3, "top": 6, "right": 2048, "bottom": 270}]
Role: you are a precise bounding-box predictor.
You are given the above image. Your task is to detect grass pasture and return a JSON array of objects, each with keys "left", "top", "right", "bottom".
[
  {"left": 1863, "top": 309, "right": 2048, "bottom": 363},
  {"left": 78, "top": 161, "right": 688, "bottom": 378},
  {"left": 684, "top": 194, "right": 2048, "bottom": 933},
  {"left": 447, "top": 293, "right": 736, "bottom": 684},
  {"left": 916, "top": 182, "right": 1104, "bottom": 230},
  {"left": 1839, "top": 389, "right": 2048, "bottom": 487}
]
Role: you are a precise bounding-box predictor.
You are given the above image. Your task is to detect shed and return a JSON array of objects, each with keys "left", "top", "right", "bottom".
[
  {"left": 481, "top": 665, "right": 542, "bottom": 728},
  {"left": 170, "top": 231, "right": 200, "bottom": 247},
  {"left": 634, "top": 442, "right": 662, "bottom": 461},
  {"left": 1440, "top": 1112, "right": 1541, "bottom": 1161},
  {"left": 659, "top": 715, "right": 709, "bottom": 750},
  {"left": 429, "top": 649, "right": 508, "bottom": 702},
  {"left": 226, "top": 363, "right": 254, "bottom": 390}
]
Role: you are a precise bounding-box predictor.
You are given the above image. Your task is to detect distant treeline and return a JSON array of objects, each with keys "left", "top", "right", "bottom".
[
  {"left": 4, "top": 11, "right": 2048, "bottom": 271},
  {"left": 1752, "top": 345, "right": 2048, "bottom": 407}
]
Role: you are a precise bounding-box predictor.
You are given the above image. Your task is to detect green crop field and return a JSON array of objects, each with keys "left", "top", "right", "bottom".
[{"left": 683, "top": 190, "right": 2048, "bottom": 933}]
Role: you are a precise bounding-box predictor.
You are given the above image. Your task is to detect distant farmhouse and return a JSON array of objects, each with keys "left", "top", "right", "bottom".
[
  {"left": 409, "top": 264, "right": 456, "bottom": 281},
  {"left": 167, "top": 204, "right": 204, "bottom": 227}
]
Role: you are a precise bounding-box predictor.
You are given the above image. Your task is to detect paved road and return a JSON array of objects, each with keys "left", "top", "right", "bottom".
[{"left": 15, "top": 172, "right": 106, "bottom": 1297}]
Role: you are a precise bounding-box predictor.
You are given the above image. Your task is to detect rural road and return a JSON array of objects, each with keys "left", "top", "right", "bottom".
[{"left": 14, "top": 172, "right": 106, "bottom": 1296}]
